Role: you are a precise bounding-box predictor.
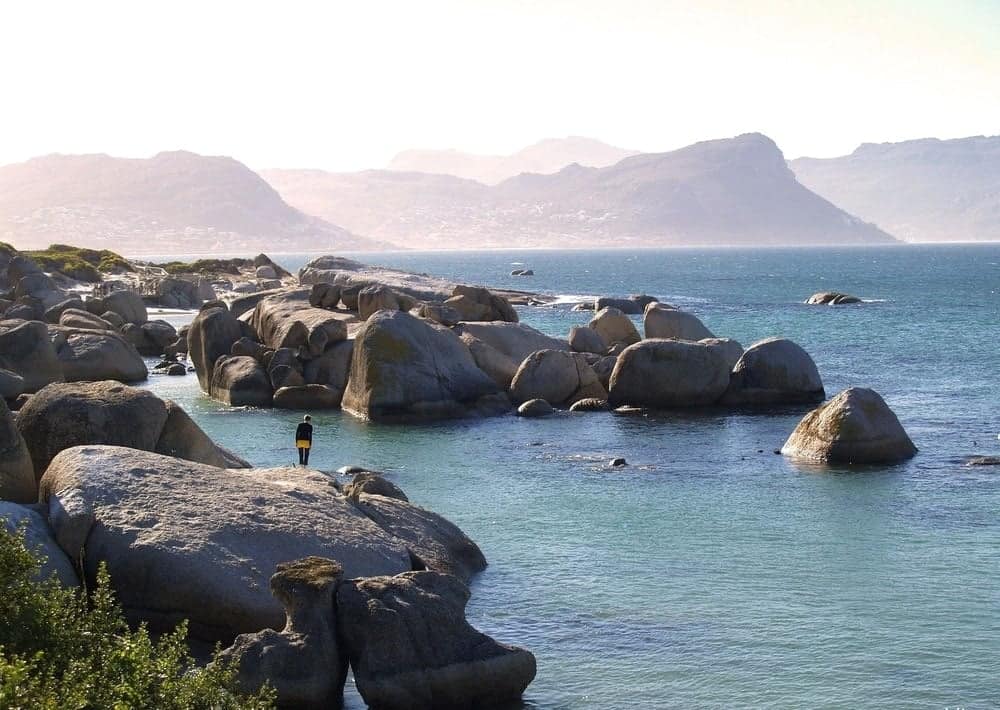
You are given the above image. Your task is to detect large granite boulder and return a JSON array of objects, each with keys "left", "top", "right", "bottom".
[
  {"left": 15, "top": 272, "right": 61, "bottom": 305},
  {"left": 644, "top": 303, "right": 715, "bottom": 340},
  {"left": 309, "top": 282, "right": 341, "bottom": 309},
  {"left": 210, "top": 356, "right": 274, "bottom": 407},
  {"left": 188, "top": 306, "right": 243, "bottom": 391},
  {"left": 0, "top": 320, "right": 63, "bottom": 392},
  {"left": 595, "top": 295, "right": 658, "bottom": 315},
  {"left": 229, "top": 288, "right": 285, "bottom": 319},
  {"left": 155, "top": 277, "right": 203, "bottom": 309},
  {"left": 446, "top": 285, "right": 517, "bottom": 323},
  {"left": 17, "top": 381, "right": 247, "bottom": 473},
  {"left": 722, "top": 338, "right": 824, "bottom": 405},
  {"left": 347, "top": 493, "right": 486, "bottom": 583},
  {"left": 781, "top": 388, "right": 917, "bottom": 464},
  {"left": 44, "top": 297, "right": 86, "bottom": 324},
  {"left": 0, "top": 368, "right": 25, "bottom": 400},
  {"left": 337, "top": 571, "right": 536, "bottom": 710},
  {"left": 249, "top": 289, "right": 353, "bottom": 356},
  {"left": 589, "top": 307, "right": 640, "bottom": 348},
  {"left": 273, "top": 384, "right": 342, "bottom": 410},
  {"left": 0, "top": 399, "right": 35, "bottom": 503},
  {"left": 455, "top": 321, "right": 568, "bottom": 363},
  {"left": 219, "top": 557, "right": 346, "bottom": 709},
  {"left": 609, "top": 339, "right": 731, "bottom": 408},
  {"left": 568, "top": 325, "right": 607, "bottom": 355},
  {"left": 509, "top": 350, "right": 607, "bottom": 406},
  {"left": 121, "top": 320, "right": 178, "bottom": 356},
  {"left": 59, "top": 308, "right": 113, "bottom": 331},
  {"left": 358, "top": 285, "right": 410, "bottom": 320},
  {"left": 700, "top": 338, "right": 744, "bottom": 372},
  {"left": 102, "top": 290, "right": 147, "bottom": 324},
  {"left": 52, "top": 327, "right": 148, "bottom": 383},
  {"left": 0, "top": 502, "right": 79, "bottom": 587},
  {"left": 39, "top": 447, "right": 414, "bottom": 640},
  {"left": 342, "top": 310, "right": 502, "bottom": 422},
  {"left": 302, "top": 340, "right": 353, "bottom": 397},
  {"left": 458, "top": 332, "right": 519, "bottom": 390}
]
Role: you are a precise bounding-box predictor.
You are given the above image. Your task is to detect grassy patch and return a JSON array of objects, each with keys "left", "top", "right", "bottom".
[
  {"left": 155, "top": 258, "right": 253, "bottom": 275},
  {"left": 24, "top": 244, "right": 134, "bottom": 283}
]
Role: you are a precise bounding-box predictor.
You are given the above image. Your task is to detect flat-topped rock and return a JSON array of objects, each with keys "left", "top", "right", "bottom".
[
  {"left": 249, "top": 288, "right": 354, "bottom": 356},
  {"left": 781, "top": 387, "right": 917, "bottom": 464}
]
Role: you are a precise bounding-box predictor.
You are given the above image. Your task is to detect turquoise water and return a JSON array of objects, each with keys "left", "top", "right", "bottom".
[{"left": 145, "top": 245, "right": 1000, "bottom": 708}]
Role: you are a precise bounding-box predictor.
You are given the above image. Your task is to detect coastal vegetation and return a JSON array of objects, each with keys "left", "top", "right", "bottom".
[
  {"left": 155, "top": 257, "right": 253, "bottom": 276},
  {"left": 0, "top": 527, "right": 275, "bottom": 709},
  {"left": 22, "top": 244, "right": 132, "bottom": 282}
]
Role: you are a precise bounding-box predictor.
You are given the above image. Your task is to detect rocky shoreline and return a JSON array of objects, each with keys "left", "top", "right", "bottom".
[{"left": 1, "top": 245, "right": 919, "bottom": 708}]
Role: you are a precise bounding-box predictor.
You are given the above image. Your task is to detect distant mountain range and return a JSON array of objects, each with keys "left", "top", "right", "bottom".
[
  {"left": 791, "top": 136, "right": 1000, "bottom": 242},
  {"left": 386, "top": 137, "right": 639, "bottom": 185},
  {"left": 265, "top": 133, "right": 895, "bottom": 249},
  {"left": 0, "top": 151, "right": 384, "bottom": 255}
]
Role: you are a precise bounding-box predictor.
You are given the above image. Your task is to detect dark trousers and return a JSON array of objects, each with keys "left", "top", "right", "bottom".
[{"left": 298, "top": 447, "right": 310, "bottom": 466}]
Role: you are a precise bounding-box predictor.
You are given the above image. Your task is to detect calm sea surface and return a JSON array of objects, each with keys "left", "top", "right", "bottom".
[{"left": 144, "top": 245, "right": 1000, "bottom": 709}]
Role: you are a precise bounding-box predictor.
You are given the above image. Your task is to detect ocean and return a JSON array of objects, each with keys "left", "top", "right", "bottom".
[{"left": 145, "top": 244, "right": 1000, "bottom": 708}]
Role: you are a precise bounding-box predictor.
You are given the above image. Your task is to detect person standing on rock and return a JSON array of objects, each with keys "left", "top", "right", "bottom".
[{"left": 295, "top": 415, "right": 313, "bottom": 466}]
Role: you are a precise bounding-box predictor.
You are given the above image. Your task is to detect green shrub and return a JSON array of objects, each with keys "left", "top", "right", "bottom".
[
  {"left": 155, "top": 258, "right": 251, "bottom": 275},
  {"left": 0, "top": 527, "right": 274, "bottom": 709},
  {"left": 24, "top": 244, "right": 134, "bottom": 282}
]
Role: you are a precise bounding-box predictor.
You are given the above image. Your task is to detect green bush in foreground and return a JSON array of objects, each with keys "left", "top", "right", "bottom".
[{"left": 0, "top": 527, "right": 275, "bottom": 709}]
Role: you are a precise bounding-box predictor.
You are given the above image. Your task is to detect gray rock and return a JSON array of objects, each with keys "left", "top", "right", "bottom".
[
  {"left": 722, "top": 337, "right": 824, "bottom": 405},
  {"left": 781, "top": 388, "right": 917, "bottom": 464},
  {"left": 5, "top": 298, "right": 45, "bottom": 321},
  {"left": 343, "top": 472, "right": 409, "bottom": 502},
  {"left": 308, "top": 282, "right": 341, "bottom": 309},
  {"left": 643, "top": 303, "right": 715, "bottom": 340},
  {"left": 699, "top": 337, "right": 744, "bottom": 372},
  {"left": 589, "top": 307, "right": 640, "bottom": 347},
  {"left": 59, "top": 308, "right": 113, "bottom": 331},
  {"left": 0, "top": 367, "right": 25, "bottom": 400},
  {"left": 456, "top": 321, "right": 568, "bottom": 363},
  {"left": 154, "top": 399, "right": 251, "bottom": 468},
  {"left": 449, "top": 284, "right": 518, "bottom": 323},
  {"left": 39, "top": 446, "right": 414, "bottom": 640},
  {"left": 569, "top": 397, "right": 609, "bottom": 412},
  {"left": 591, "top": 355, "right": 617, "bottom": 389},
  {"left": 516, "top": 398, "right": 554, "bottom": 417},
  {"left": 44, "top": 297, "right": 86, "bottom": 324},
  {"left": 100, "top": 310, "right": 126, "bottom": 329},
  {"left": 102, "top": 290, "right": 147, "bottom": 324},
  {"left": 342, "top": 310, "right": 501, "bottom": 422},
  {"left": 53, "top": 327, "right": 148, "bottom": 383},
  {"left": 337, "top": 571, "right": 536, "bottom": 709},
  {"left": 302, "top": 340, "right": 353, "bottom": 398},
  {"left": 229, "top": 288, "right": 286, "bottom": 319},
  {"left": 510, "top": 350, "right": 607, "bottom": 406},
  {"left": 210, "top": 356, "right": 274, "bottom": 407},
  {"left": 230, "top": 336, "right": 265, "bottom": 361},
  {"left": 458, "top": 332, "right": 519, "bottom": 390},
  {"left": 273, "top": 384, "right": 341, "bottom": 410},
  {"left": 609, "top": 339, "right": 731, "bottom": 408},
  {"left": 417, "top": 302, "right": 462, "bottom": 327},
  {"left": 595, "top": 295, "right": 658, "bottom": 314},
  {"left": 568, "top": 325, "right": 607, "bottom": 354},
  {"left": 219, "top": 557, "right": 346, "bottom": 709},
  {"left": 255, "top": 265, "right": 278, "bottom": 280},
  {"left": 249, "top": 289, "right": 353, "bottom": 357},
  {"left": 269, "top": 364, "right": 306, "bottom": 390},
  {"left": 0, "top": 399, "right": 35, "bottom": 503},
  {"left": 965, "top": 456, "right": 1000, "bottom": 466},
  {"left": 806, "top": 291, "right": 861, "bottom": 305},
  {"left": 188, "top": 306, "right": 243, "bottom": 391},
  {"left": 0, "top": 502, "right": 79, "bottom": 587},
  {"left": 358, "top": 285, "right": 405, "bottom": 320}
]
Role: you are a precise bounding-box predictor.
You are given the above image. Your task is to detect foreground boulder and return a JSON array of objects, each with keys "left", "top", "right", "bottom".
[
  {"left": 722, "top": 338, "right": 824, "bottom": 405},
  {"left": 52, "top": 327, "right": 148, "bottom": 383},
  {"left": 0, "top": 502, "right": 79, "bottom": 587},
  {"left": 781, "top": 388, "right": 917, "bottom": 464},
  {"left": 509, "top": 350, "right": 607, "bottom": 406},
  {"left": 807, "top": 291, "right": 861, "bottom": 305},
  {"left": 0, "top": 320, "right": 63, "bottom": 392},
  {"left": 39, "top": 447, "right": 415, "bottom": 640},
  {"left": 219, "top": 557, "right": 346, "bottom": 709},
  {"left": 609, "top": 339, "right": 731, "bottom": 408},
  {"left": 338, "top": 571, "right": 536, "bottom": 709},
  {"left": 16, "top": 381, "right": 249, "bottom": 475},
  {"left": 343, "top": 310, "right": 503, "bottom": 422},
  {"left": 0, "top": 399, "right": 35, "bottom": 503},
  {"left": 644, "top": 303, "right": 714, "bottom": 340}
]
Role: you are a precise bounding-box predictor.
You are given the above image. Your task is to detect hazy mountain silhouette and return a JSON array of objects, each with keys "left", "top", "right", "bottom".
[
  {"left": 791, "top": 136, "right": 1000, "bottom": 242},
  {"left": 266, "top": 133, "right": 896, "bottom": 249},
  {"left": 386, "top": 136, "right": 639, "bottom": 184},
  {"left": 0, "top": 151, "right": 380, "bottom": 255}
]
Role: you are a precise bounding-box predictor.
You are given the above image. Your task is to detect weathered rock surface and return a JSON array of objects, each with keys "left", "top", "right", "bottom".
[
  {"left": 700, "top": 337, "right": 744, "bottom": 372},
  {"left": 210, "top": 356, "right": 274, "bottom": 407},
  {"left": 250, "top": 289, "right": 353, "bottom": 356},
  {"left": 569, "top": 397, "right": 609, "bottom": 412},
  {"left": 510, "top": 350, "right": 607, "bottom": 406},
  {"left": 59, "top": 308, "right": 113, "bottom": 331},
  {"left": 343, "top": 472, "right": 409, "bottom": 502},
  {"left": 458, "top": 332, "right": 519, "bottom": 389},
  {"left": 0, "top": 399, "right": 35, "bottom": 503},
  {"left": 568, "top": 325, "right": 607, "bottom": 355},
  {"left": 44, "top": 297, "right": 86, "bottom": 324},
  {"left": 219, "top": 557, "right": 346, "bottom": 709},
  {"left": 273, "top": 384, "right": 341, "bottom": 410},
  {"left": 343, "top": 310, "right": 501, "bottom": 422},
  {"left": 595, "top": 295, "right": 658, "bottom": 315},
  {"left": 101, "top": 290, "right": 148, "bottom": 324},
  {"left": 516, "top": 398, "right": 554, "bottom": 417},
  {"left": 807, "top": 291, "right": 861, "bottom": 305},
  {"left": 39, "top": 447, "right": 414, "bottom": 640},
  {"left": 589, "top": 307, "right": 640, "bottom": 347},
  {"left": 450, "top": 285, "right": 518, "bottom": 323},
  {"left": 121, "top": 320, "right": 178, "bottom": 356},
  {"left": 358, "top": 285, "right": 414, "bottom": 320},
  {"left": 308, "top": 282, "right": 341, "bottom": 309},
  {"left": 0, "top": 320, "right": 63, "bottom": 392},
  {"left": 0, "top": 368, "right": 25, "bottom": 400},
  {"left": 188, "top": 306, "right": 243, "bottom": 391},
  {"left": 456, "top": 321, "right": 568, "bottom": 363},
  {"left": 302, "top": 340, "right": 353, "bottom": 397},
  {"left": 154, "top": 399, "right": 251, "bottom": 469},
  {"left": 722, "top": 337, "right": 825, "bottom": 405},
  {"left": 609, "top": 339, "right": 731, "bottom": 408},
  {"left": 643, "top": 303, "right": 715, "bottom": 341},
  {"left": 781, "top": 387, "right": 917, "bottom": 464},
  {"left": 0, "top": 502, "right": 79, "bottom": 587},
  {"left": 52, "top": 327, "right": 148, "bottom": 383},
  {"left": 337, "top": 571, "right": 536, "bottom": 710}
]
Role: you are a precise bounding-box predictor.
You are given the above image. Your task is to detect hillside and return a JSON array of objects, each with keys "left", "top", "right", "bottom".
[
  {"left": 0, "top": 151, "right": 382, "bottom": 255},
  {"left": 791, "top": 136, "right": 1000, "bottom": 242},
  {"left": 266, "top": 134, "right": 897, "bottom": 249},
  {"left": 386, "top": 136, "right": 639, "bottom": 184}
]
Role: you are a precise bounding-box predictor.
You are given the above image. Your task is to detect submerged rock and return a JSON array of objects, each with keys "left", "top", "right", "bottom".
[
  {"left": 781, "top": 387, "right": 917, "bottom": 464},
  {"left": 337, "top": 571, "right": 536, "bottom": 710}
]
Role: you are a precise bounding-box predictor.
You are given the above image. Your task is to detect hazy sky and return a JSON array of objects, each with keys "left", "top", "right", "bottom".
[{"left": 1, "top": 0, "right": 998, "bottom": 170}]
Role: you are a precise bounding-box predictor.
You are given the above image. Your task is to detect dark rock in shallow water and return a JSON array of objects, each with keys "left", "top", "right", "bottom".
[
  {"left": 337, "top": 571, "right": 536, "bottom": 710},
  {"left": 806, "top": 291, "right": 862, "bottom": 305},
  {"left": 516, "top": 398, "right": 554, "bottom": 417},
  {"left": 570, "top": 397, "right": 609, "bottom": 412},
  {"left": 965, "top": 456, "right": 1000, "bottom": 466},
  {"left": 609, "top": 457, "right": 628, "bottom": 467}
]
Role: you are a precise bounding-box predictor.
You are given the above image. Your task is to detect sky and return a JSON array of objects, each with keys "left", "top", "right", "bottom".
[{"left": 1, "top": 0, "right": 998, "bottom": 171}]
